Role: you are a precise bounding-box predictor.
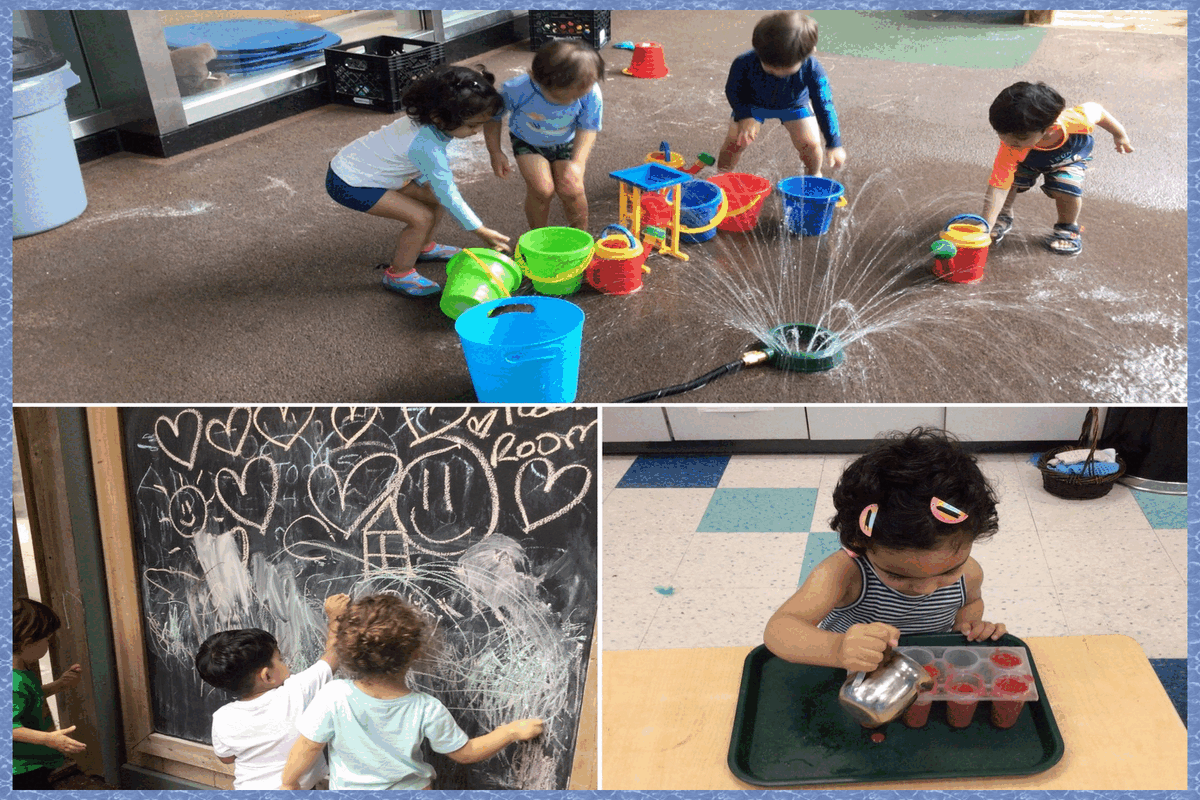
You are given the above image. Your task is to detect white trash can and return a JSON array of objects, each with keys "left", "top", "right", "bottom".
[{"left": 13, "top": 37, "right": 88, "bottom": 237}]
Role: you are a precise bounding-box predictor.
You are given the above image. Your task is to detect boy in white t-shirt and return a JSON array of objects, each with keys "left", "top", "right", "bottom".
[{"left": 194, "top": 594, "right": 350, "bottom": 789}]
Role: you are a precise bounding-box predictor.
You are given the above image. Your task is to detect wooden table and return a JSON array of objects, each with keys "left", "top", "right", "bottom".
[{"left": 603, "top": 635, "right": 1185, "bottom": 790}]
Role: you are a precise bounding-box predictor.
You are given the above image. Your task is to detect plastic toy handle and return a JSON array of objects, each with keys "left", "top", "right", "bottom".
[
  {"left": 836, "top": 195, "right": 848, "bottom": 208},
  {"left": 660, "top": 140, "right": 671, "bottom": 163},
  {"left": 945, "top": 213, "right": 990, "bottom": 232},
  {"left": 519, "top": 244, "right": 596, "bottom": 283},
  {"left": 600, "top": 223, "right": 638, "bottom": 249},
  {"left": 460, "top": 248, "right": 511, "bottom": 298},
  {"left": 676, "top": 191, "right": 729, "bottom": 235}
]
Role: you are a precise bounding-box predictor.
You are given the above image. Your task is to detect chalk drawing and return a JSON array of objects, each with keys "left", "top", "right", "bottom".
[{"left": 126, "top": 406, "right": 597, "bottom": 790}]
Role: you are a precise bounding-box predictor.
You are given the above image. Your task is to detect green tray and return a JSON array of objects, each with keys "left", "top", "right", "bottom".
[{"left": 727, "top": 633, "right": 1064, "bottom": 786}]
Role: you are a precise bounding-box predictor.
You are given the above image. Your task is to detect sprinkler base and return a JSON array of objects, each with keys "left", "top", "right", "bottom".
[{"left": 762, "top": 323, "right": 844, "bottom": 373}]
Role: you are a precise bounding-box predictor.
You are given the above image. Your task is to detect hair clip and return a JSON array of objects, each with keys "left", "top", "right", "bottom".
[
  {"left": 930, "top": 497, "right": 969, "bottom": 524},
  {"left": 858, "top": 504, "right": 878, "bottom": 537}
]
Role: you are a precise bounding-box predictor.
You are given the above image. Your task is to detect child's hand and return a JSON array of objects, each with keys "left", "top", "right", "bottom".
[
  {"left": 956, "top": 619, "right": 1006, "bottom": 642},
  {"left": 54, "top": 664, "right": 83, "bottom": 691},
  {"left": 324, "top": 593, "right": 350, "bottom": 621},
  {"left": 474, "top": 226, "right": 511, "bottom": 253},
  {"left": 735, "top": 118, "right": 761, "bottom": 148},
  {"left": 826, "top": 147, "right": 847, "bottom": 170},
  {"left": 838, "top": 622, "right": 900, "bottom": 672},
  {"left": 48, "top": 725, "right": 86, "bottom": 755},
  {"left": 491, "top": 152, "right": 512, "bottom": 178},
  {"left": 1112, "top": 134, "right": 1134, "bottom": 154},
  {"left": 506, "top": 719, "right": 544, "bottom": 741}
]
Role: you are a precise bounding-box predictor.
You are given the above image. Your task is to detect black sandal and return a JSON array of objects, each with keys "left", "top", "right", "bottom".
[
  {"left": 991, "top": 213, "right": 1013, "bottom": 244},
  {"left": 1047, "top": 223, "right": 1083, "bottom": 256}
]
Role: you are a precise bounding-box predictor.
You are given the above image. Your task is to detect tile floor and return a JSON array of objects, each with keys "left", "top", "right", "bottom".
[{"left": 602, "top": 453, "right": 1187, "bottom": 660}]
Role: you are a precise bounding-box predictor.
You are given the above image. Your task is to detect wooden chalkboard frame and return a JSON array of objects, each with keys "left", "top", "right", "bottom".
[{"left": 86, "top": 407, "right": 597, "bottom": 789}]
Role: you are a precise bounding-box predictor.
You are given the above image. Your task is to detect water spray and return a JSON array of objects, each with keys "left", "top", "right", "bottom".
[{"left": 615, "top": 322, "right": 845, "bottom": 402}]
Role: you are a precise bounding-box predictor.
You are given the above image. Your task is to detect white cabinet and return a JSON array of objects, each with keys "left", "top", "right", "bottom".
[
  {"left": 945, "top": 407, "right": 1091, "bottom": 441},
  {"left": 807, "top": 407, "right": 946, "bottom": 440},
  {"left": 602, "top": 407, "right": 671, "bottom": 442},
  {"left": 664, "top": 407, "right": 810, "bottom": 440}
]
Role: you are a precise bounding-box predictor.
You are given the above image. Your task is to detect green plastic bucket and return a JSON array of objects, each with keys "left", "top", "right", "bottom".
[
  {"left": 439, "top": 248, "right": 522, "bottom": 320},
  {"left": 515, "top": 226, "right": 595, "bottom": 295}
]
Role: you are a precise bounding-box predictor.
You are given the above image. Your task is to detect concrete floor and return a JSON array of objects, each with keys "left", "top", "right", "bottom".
[{"left": 12, "top": 11, "right": 1186, "bottom": 403}]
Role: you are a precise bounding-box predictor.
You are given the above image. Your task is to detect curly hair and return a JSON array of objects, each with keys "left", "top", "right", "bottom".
[
  {"left": 194, "top": 628, "right": 278, "bottom": 695},
  {"left": 335, "top": 594, "right": 427, "bottom": 678},
  {"left": 832, "top": 428, "right": 999, "bottom": 556},
  {"left": 402, "top": 64, "right": 503, "bottom": 131},
  {"left": 531, "top": 39, "right": 605, "bottom": 90},
  {"left": 989, "top": 81, "right": 1065, "bottom": 136},
  {"left": 752, "top": 11, "right": 819, "bottom": 69},
  {"left": 14, "top": 597, "right": 61, "bottom": 651}
]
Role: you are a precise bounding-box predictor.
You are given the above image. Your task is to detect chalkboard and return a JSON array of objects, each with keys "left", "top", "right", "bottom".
[{"left": 120, "top": 407, "right": 597, "bottom": 790}]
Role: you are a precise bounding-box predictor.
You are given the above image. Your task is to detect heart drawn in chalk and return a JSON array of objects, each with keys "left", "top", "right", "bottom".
[
  {"left": 205, "top": 407, "right": 253, "bottom": 458},
  {"left": 466, "top": 409, "right": 500, "bottom": 439},
  {"left": 253, "top": 406, "right": 315, "bottom": 451},
  {"left": 403, "top": 407, "right": 470, "bottom": 446},
  {"left": 215, "top": 456, "right": 279, "bottom": 535},
  {"left": 515, "top": 458, "right": 592, "bottom": 533},
  {"left": 308, "top": 452, "right": 404, "bottom": 537},
  {"left": 155, "top": 408, "right": 203, "bottom": 470},
  {"left": 330, "top": 406, "right": 381, "bottom": 450}
]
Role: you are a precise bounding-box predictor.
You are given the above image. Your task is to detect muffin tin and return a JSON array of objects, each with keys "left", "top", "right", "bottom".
[{"left": 895, "top": 645, "right": 1038, "bottom": 729}]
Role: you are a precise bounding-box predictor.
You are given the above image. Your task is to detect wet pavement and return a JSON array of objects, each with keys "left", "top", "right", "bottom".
[{"left": 12, "top": 10, "right": 1186, "bottom": 403}]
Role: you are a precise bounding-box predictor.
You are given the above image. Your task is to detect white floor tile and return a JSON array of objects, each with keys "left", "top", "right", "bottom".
[
  {"left": 637, "top": 583, "right": 791, "bottom": 650},
  {"left": 719, "top": 454, "right": 824, "bottom": 488},
  {"left": 1153, "top": 528, "right": 1187, "bottom": 582},
  {"left": 603, "top": 488, "right": 716, "bottom": 543},
  {"left": 602, "top": 581, "right": 664, "bottom": 651},
  {"left": 674, "top": 532, "right": 811, "bottom": 590},
  {"left": 1019, "top": 472, "right": 1149, "bottom": 532},
  {"left": 602, "top": 455, "right": 636, "bottom": 500},
  {"left": 979, "top": 455, "right": 1038, "bottom": 532},
  {"left": 984, "top": 582, "right": 1071, "bottom": 639},
  {"left": 811, "top": 454, "right": 854, "bottom": 535}
]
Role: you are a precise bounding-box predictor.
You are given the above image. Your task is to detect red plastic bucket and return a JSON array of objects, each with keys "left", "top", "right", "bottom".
[
  {"left": 586, "top": 224, "right": 648, "bottom": 295},
  {"left": 707, "top": 172, "right": 771, "bottom": 232}
]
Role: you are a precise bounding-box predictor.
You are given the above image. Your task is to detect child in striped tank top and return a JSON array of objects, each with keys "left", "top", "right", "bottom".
[{"left": 765, "top": 429, "right": 1006, "bottom": 673}]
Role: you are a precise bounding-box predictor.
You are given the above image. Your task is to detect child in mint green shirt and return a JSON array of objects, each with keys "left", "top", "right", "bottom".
[{"left": 13, "top": 598, "right": 85, "bottom": 790}]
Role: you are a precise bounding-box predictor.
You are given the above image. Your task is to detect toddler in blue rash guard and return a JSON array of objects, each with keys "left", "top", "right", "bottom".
[
  {"left": 718, "top": 11, "right": 846, "bottom": 177},
  {"left": 485, "top": 40, "right": 604, "bottom": 231},
  {"left": 326, "top": 65, "right": 512, "bottom": 297}
]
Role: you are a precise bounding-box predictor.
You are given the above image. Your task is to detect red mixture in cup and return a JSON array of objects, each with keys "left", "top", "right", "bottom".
[
  {"left": 946, "top": 681, "right": 980, "bottom": 727},
  {"left": 990, "top": 676, "right": 1030, "bottom": 729},
  {"left": 990, "top": 651, "right": 1022, "bottom": 668}
]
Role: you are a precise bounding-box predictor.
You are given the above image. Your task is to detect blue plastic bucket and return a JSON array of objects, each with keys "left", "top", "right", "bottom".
[
  {"left": 454, "top": 296, "right": 585, "bottom": 402},
  {"left": 678, "top": 180, "right": 724, "bottom": 244},
  {"left": 778, "top": 176, "right": 844, "bottom": 236}
]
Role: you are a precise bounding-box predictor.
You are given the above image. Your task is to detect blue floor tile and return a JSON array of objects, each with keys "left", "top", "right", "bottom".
[
  {"left": 696, "top": 488, "right": 817, "bottom": 532},
  {"left": 798, "top": 531, "right": 844, "bottom": 586},
  {"left": 1132, "top": 491, "right": 1186, "bottom": 529},
  {"left": 1148, "top": 658, "right": 1187, "bottom": 727},
  {"left": 616, "top": 455, "right": 730, "bottom": 488}
]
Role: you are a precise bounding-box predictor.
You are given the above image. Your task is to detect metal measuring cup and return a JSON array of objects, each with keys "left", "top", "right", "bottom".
[{"left": 838, "top": 649, "right": 936, "bottom": 728}]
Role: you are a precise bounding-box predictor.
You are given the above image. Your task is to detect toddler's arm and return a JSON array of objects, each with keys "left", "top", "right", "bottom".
[
  {"left": 1093, "top": 105, "right": 1133, "bottom": 153},
  {"left": 446, "top": 719, "right": 544, "bottom": 764},
  {"left": 952, "top": 558, "right": 1006, "bottom": 641},
  {"left": 320, "top": 593, "right": 351, "bottom": 672},
  {"left": 279, "top": 734, "right": 326, "bottom": 789},
  {"left": 980, "top": 183, "right": 1011, "bottom": 232},
  {"left": 43, "top": 664, "right": 83, "bottom": 696},
  {"left": 483, "top": 120, "right": 510, "bottom": 178},
  {"left": 13, "top": 724, "right": 86, "bottom": 755},
  {"left": 764, "top": 554, "right": 899, "bottom": 671}
]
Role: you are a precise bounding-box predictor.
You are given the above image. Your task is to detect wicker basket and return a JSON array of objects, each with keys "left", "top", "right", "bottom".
[{"left": 1036, "top": 407, "right": 1125, "bottom": 499}]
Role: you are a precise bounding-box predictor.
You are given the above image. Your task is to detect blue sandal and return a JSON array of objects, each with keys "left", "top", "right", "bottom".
[
  {"left": 378, "top": 265, "right": 441, "bottom": 297},
  {"left": 416, "top": 242, "right": 461, "bottom": 262},
  {"left": 1047, "top": 223, "right": 1082, "bottom": 256},
  {"left": 991, "top": 214, "right": 1013, "bottom": 245}
]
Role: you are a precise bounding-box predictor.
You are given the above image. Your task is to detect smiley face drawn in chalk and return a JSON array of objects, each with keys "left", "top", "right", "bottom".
[{"left": 167, "top": 485, "right": 207, "bottom": 538}]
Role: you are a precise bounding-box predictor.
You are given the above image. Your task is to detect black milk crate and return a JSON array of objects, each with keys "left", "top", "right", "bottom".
[
  {"left": 325, "top": 36, "right": 445, "bottom": 113},
  {"left": 529, "top": 10, "right": 611, "bottom": 50}
]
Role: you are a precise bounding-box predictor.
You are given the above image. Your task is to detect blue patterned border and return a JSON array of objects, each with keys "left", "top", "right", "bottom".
[{"left": 3, "top": 0, "right": 1197, "bottom": 796}]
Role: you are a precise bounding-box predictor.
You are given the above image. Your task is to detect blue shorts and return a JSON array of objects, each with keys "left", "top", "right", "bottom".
[
  {"left": 1012, "top": 134, "right": 1094, "bottom": 198},
  {"left": 733, "top": 104, "right": 813, "bottom": 124},
  {"left": 510, "top": 133, "right": 574, "bottom": 162},
  {"left": 326, "top": 164, "right": 387, "bottom": 212}
]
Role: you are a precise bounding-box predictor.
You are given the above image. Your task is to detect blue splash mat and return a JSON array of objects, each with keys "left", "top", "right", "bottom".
[{"left": 165, "top": 19, "right": 335, "bottom": 55}]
